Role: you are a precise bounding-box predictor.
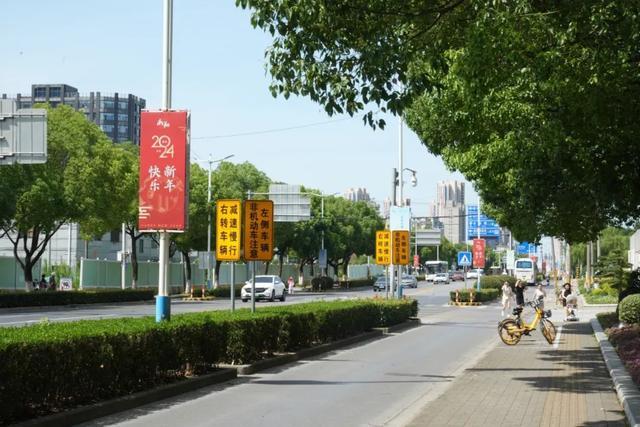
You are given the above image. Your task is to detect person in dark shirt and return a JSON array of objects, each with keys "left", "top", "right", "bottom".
[{"left": 514, "top": 279, "right": 526, "bottom": 307}]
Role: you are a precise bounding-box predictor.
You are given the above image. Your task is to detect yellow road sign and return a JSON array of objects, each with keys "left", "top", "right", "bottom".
[
  {"left": 392, "top": 230, "right": 410, "bottom": 265},
  {"left": 243, "top": 200, "right": 274, "bottom": 261},
  {"left": 216, "top": 199, "right": 242, "bottom": 261},
  {"left": 375, "top": 230, "right": 391, "bottom": 265}
]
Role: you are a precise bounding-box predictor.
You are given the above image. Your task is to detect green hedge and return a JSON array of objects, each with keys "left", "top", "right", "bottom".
[
  {"left": 337, "top": 278, "right": 375, "bottom": 288},
  {"left": 205, "top": 285, "right": 243, "bottom": 298},
  {"left": 0, "top": 289, "right": 155, "bottom": 308},
  {"left": 619, "top": 294, "right": 640, "bottom": 325},
  {"left": 596, "top": 312, "right": 619, "bottom": 330},
  {"left": 0, "top": 298, "right": 416, "bottom": 424},
  {"left": 480, "top": 275, "right": 516, "bottom": 290},
  {"left": 450, "top": 288, "right": 500, "bottom": 303},
  {"left": 311, "top": 276, "right": 334, "bottom": 291}
]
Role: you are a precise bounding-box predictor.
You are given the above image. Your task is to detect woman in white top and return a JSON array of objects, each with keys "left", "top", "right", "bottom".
[
  {"left": 534, "top": 283, "right": 547, "bottom": 309},
  {"left": 501, "top": 281, "right": 514, "bottom": 317}
]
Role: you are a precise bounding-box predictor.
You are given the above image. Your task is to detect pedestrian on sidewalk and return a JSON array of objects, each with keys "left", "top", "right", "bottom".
[
  {"left": 287, "top": 276, "right": 294, "bottom": 295},
  {"left": 501, "top": 281, "right": 514, "bottom": 317},
  {"left": 535, "top": 283, "right": 547, "bottom": 309},
  {"left": 561, "top": 283, "right": 573, "bottom": 320},
  {"left": 514, "top": 279, "right": 525, "bottom": 307}
]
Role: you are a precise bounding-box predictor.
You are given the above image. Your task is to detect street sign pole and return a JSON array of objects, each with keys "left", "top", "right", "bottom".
[
  {"left": 231, "top": 261, "right": 235, "bottom": 312},
  {"left": 477, "top": 196, "right": 481, "bottom": 291}
]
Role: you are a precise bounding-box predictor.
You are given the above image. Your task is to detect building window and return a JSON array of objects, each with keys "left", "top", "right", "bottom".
[
  {"left": 151, "top": 239, "right": 158, "bottom": 249},
  {"left": 118, "top": 101, "right": 128, "bottom": 110},
  {"left": 110, "top": 230, "right": 120, "bottom": 243},
  {"left": 34, "top": 87, "right": 46, "bottom": 98},
  {"left": 118, "top": 126, "right": 128, "bottom": 134},
  {"left": 49, "top": 87, "right": 61, "bottom": 98},
  {"left": 101, "top": 113, "right": 114, "bottom": 121},
  {"left": 117, "top": 114, "right": 128, "bottom": 121},
  {"left": 101, "top": 125, "right": 114, "bottom": 133},
  {"left": 102, "top": 100, "right": 114, "bottom": 109},
  {"left": 139, "top": 240, "right": 144, "bottom": 253}
]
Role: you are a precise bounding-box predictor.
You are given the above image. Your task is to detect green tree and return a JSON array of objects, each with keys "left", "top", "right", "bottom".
[
  {"left": 237, "top": 0, "right": 640, "bottom": 243},
  {"left": 173, "top": 163, "right": 209, "bottom": 293},
  {"left": 0, "top": 106, "right": 105, "bottom": 289}
]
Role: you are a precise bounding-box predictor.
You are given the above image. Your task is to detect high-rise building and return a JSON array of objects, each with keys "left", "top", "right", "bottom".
[
  {"left": 3, "top": 83, "right": 146, "bottom": 145},
  {"left": 344, "top": 187, "right": 371, "bottom": 202},
  {"left": 428, "top": 180, "right": 466, "bottom": 244}
]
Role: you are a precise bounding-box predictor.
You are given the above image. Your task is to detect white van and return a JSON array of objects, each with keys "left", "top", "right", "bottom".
[{"left": 514, "top": 258, "right": 538, "bottom": 285}]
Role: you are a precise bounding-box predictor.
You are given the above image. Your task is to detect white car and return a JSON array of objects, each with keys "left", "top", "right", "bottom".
[
  {"left": 241, "top": 275, "right": 286, "bottom": 302},
  {"left": 466, "top": 270, "right": 484, "bottom": 279},
  {"left": 433, "top": 273, "right": 450, "bottom": 284},
  {"left": 401, "top": 274, "right": 418, "bottom": 288}
]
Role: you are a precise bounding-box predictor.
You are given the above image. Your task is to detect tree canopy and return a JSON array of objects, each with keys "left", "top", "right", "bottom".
[{"left": 237, "top": 0, "right": 640, "bottom": 242}]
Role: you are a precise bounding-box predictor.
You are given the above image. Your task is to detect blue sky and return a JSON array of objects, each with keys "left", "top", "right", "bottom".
[{"left": 2, "top": 0, "right": 478, "bottom": 216}]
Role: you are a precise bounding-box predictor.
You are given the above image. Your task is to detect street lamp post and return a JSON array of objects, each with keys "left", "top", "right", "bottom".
[{"left": 204, "top": 154, "right": 234, "bottom": 289}]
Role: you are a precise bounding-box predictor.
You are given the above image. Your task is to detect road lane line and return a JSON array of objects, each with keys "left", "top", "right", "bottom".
[{"left": 553, "top": 324, "right": 563, "bottom": 349}]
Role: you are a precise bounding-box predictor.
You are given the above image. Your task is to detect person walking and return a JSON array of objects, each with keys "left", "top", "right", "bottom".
[
  {"left": 38, "top": 274, "right": 47, "bottom": 291},
  {"left": 501, "top": 281, "right": 514, "bottom": 317},
  {"left": 561, "top": 282, "right": 572, "bottom": 319},
  {"left": 534, "top": 283, "right": 547, "bottom": 309},
  {"left": 514, "top": 279, "right": 526, "bottom": 307},
  {"left": 48, "top": 272, "right": 57, "bottom": 291},
  {"left": 287, "top": 276, "right": 294, "bottom": 295}
]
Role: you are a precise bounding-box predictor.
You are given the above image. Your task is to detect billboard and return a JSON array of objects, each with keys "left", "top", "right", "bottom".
[
  {"left": 472, "top": 238, "right": 486, "bottom": 268},
  {"left": 138, "top": 110, "right": 189, "bottom": 231},
  {"left": 467, "top": 205, "right": 500, "bottom": 239}
]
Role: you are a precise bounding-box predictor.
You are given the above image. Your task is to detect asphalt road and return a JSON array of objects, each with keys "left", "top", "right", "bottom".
[
  {"left": 78, "top": 280, "right": 507, "bottom": 427},
  {"left": 0, "top": 279, "right": 470, "bottom": 327}
]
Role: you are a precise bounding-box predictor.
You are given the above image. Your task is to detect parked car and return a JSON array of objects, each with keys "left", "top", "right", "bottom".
[
  {"left": 373, "top": 275, "right": 389, "bottom": 291},
  {"left": 467, "top": 270, "right": 484, "bottom": 279},
  {"left": 451, "top": 271, "right": 465, "bottom": 281},
  {"left": 241, "top": 275, "right": 286, "bottom": 302},
  {"left": 401, "top": 274, "right": 418, "bottom": 288},
  {"left": 433, "top": 273, "right": 450, "bottom": 284}
]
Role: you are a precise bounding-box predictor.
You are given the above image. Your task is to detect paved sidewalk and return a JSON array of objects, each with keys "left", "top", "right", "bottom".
[{"left": 405, "top": 319, "right": 626, "bottom": 426}]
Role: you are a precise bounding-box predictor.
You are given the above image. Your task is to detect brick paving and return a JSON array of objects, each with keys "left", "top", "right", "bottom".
[{"left": 406, "top": 321, "right": 626, "bottom": 427}]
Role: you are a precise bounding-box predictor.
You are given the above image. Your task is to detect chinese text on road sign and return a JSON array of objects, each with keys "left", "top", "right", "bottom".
[
  {"left": 216, "top": 200, "right": 241, "bottom": 261},
  {"left": 375, "top": 230, "right": 391, "bottom": 265},
  {"left": 243, "top": 200, "right": 274, "bottom": 261},
  {"left": 393, "top": 230, "right": 410, "bottom": 265}
]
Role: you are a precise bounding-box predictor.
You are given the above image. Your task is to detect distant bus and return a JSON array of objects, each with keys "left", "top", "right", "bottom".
[
  {"left": 425, "top": 261, "right": 448, "bottom": 282},
  {"left": 514, "top": 258, "right": 538, "bottom": 285}
]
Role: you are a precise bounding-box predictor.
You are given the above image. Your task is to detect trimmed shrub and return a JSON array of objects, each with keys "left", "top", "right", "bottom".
[
  {"left": 450, "top": 288, "right": 499, "bottom": 303},
  {"left": 596, "top": 312, "right": 619, "bottom": 330},
  {"left": 480, "top": 275, "right": 516, "bottom": 290},
  {"left": 619, "top": 294, "right": 640, "bottom": 325},
  {"left": 0, "top": 289, "right": 155, "bottom": 308},
  {"left": 337, "top": 278, "right": 375, "bottom": 288},
  {"left": 206, "top": 285, "right": 242, "bottom": 298},
  {"left": 311, "top": 276, "right": 334, "bottom": 291},
  {"left": 0, "top": 298, "right": 416, "bottom": 424}
]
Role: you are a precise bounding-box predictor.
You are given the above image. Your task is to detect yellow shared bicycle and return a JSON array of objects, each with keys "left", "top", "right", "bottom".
[{"left": 498, "top": 299, "right": 557, "bottom": 345}]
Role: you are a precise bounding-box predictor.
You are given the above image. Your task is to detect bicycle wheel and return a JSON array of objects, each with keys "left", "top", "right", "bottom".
[
  {"left": 498, "top": 319, "right": 522, "bottom": 345},
  {"left": 540, "top": 318, "right": 557, "bottom": 345}
]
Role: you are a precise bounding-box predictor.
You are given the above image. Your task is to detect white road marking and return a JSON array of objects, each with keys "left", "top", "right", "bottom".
[{"left": 553, "top": 325, "right": 563, "bottom": 349}]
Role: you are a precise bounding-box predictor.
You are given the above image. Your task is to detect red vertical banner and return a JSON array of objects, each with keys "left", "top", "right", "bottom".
[
  {"left": 472, "top": 238, "right": 485, "bottom": 268},
  {"left": 138, "top": 111, "right": 190, "bottom": 231}
]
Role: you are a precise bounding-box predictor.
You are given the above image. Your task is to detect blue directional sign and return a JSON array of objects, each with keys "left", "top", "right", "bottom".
[
  {"left": 467, "top": 205, "right": 500, "bottom": 239},
  {"left": 458, "top": 251, "right": 472, "bottom": 267},
  {"left": 516, "top": 242, "right": 537, "bottom": 255}
]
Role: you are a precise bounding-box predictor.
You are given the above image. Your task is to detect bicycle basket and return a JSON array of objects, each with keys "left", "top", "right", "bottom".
[
  {"left": 512, "top": 307, "right": 523, "bottom": 315},
  {"left": 544, "top": 309, "right": 552, "bottom": 318}
]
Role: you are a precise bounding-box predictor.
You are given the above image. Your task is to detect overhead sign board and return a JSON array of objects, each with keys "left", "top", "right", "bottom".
[
  {"left": 216, "top": 199, "right": 242, "bottom": 261},
  {"left": 516, "top": 241, "right": 537, "bottom": 255},
  {"left": 472, "top": 238, "right": 486, "bottom": 268},
  {"left": 467, "top": 205, "right": 500, "bottom": 239},
  {"left": 392, "top": 230, "right": 410, "bottom": 265},
  {"left": 457, "top": 251, "right": 472, "bottom": 267},
  {"left": 415, "top": 229, "right": 442, "bottom": 246},
  {"left": 0, "top": 99, "right": 47, "bottom": 165},
  {"left": 138, "top": 110, "right": 190, "bottom": 231},
  {"left": 268, "top": 184, "right": 311, "bottom": 222},
  {"left": 243, "top": 200, "right": 274, "bottom": 261},
  {"left": 375, "top": 230, "right": 391, "bottom": 265},
  {"left": 390, "top": 206, "right": 411, "bottom": 231}
]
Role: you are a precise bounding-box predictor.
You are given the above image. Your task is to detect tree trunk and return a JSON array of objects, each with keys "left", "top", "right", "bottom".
[
  {"left": 278, "top": 253, "right": 284, "bottom": 278},
  {"left": 264, "top": 261, "right": 271, "bottom": 275},
  {"left": 182, "top": 250, "right": 192, "bottom": 294},
  {"left": 127, "top": 226, "right": 140, "bottom": 289},
  {"left": 214, "top": 260, "right": 222, "bottom": 287},
  {"left": 298, "top": 260, "right": 305, "bottom": 286}
]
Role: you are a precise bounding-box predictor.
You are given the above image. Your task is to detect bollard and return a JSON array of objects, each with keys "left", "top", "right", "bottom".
[
  {"left": 469, "top": 291, "right": 475, "bottom": 304},
  {"left": 201, "top": 285, "right": 206, "bottom": 298},
  {"left": 455, "top": 290, "right": 460, "bottom": 304}
]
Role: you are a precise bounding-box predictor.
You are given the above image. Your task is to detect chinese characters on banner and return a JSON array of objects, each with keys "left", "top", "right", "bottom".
[
  {"left": 138, "top": 111, "right": 190, "bottom": 231},
  {"left": 392, "top": 230, "right": 410, "bottom": 265},
  {"left": 375, "top": 230, "right": 391, "bottom": 265},
  {"left": 216, "top": 200, "right": 241, "bottom": 261},
  {"left": 243, "top": 200, "right": 274, "bottom": 261},
  {"left": 473, "top": 238, "right": 486, "bottom": 268}
]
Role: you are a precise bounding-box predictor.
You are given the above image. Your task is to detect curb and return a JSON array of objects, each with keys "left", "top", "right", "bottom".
[
  {"left": 13, "top": 368, "right": 237, "bottom": 427},
  {"left": 591, "top": 318, "right": 640, "bottom": 427},
  {"left": 220, "top": 319, "right": 421, "bottom": 375}
]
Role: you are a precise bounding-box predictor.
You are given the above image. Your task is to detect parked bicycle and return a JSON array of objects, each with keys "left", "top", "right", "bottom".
[{"left": 498, "top": 299, "right": 556, "bottom": 345}]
